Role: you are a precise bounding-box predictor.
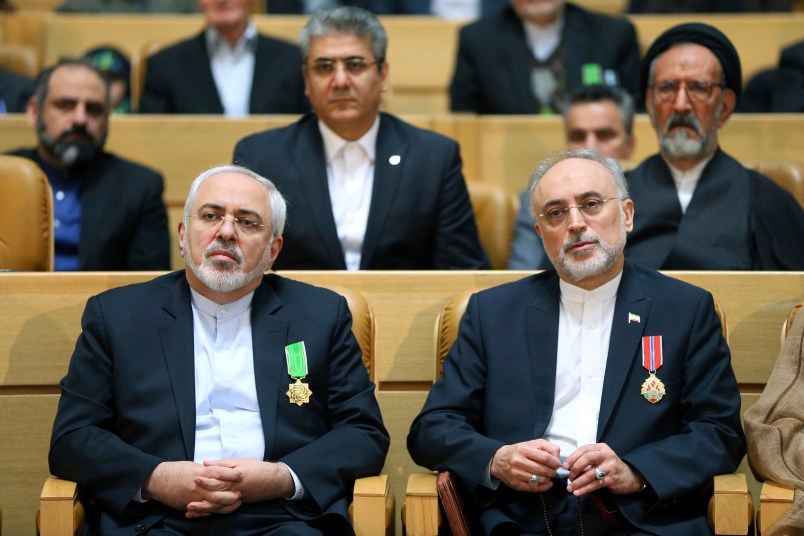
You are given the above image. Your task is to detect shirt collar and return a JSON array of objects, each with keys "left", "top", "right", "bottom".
[
  {"left": 522, "top": 13, "right": 564, "bottom": 61},
  {"left": 190, "top": 287, "right": 254, "bottom": 318},
  {"left": 665, "top": 152, "right": 714, "bottom": 189},
  {"left": 318, "top": 115, "right": 380, "bottom": 166},
  {"left": 205, "top": 22, "right": 258, "bottom": 55},
  {"left": 559, "top": 268, "right": 623, "bottom": 303}
]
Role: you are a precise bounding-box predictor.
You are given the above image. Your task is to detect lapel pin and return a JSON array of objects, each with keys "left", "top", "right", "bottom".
[
  {"left": 389, "top": 155, "right": 401, "bottom": 165},
  {"left": 628, "top": 312, "right": 641, "bottom": 324}
]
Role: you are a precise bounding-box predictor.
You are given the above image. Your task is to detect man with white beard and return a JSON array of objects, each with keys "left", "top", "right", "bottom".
[
  {"left": 625, "top": 22, "right": 804, "bottom": 270},
  {"left": 409, "top": 148, "right": 745, "bottom": 534},
  {"left": 49, "top": 165, "right": 389, "bottom": 534}
]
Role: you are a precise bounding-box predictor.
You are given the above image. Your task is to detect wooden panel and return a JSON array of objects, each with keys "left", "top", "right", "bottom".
[{"left": 0, "top": 395, "right": 60, "bottom": 536}]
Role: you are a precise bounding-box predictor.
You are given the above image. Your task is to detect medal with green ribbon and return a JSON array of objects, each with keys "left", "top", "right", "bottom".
[{"left": 285, "top": 341, "right": 312, "bottom": 406}]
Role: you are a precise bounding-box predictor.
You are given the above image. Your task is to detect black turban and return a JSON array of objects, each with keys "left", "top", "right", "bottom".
[{"left": 640, "top": 22, "right": 742, "bottom": 103}]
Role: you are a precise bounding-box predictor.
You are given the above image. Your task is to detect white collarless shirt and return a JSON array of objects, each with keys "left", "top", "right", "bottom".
[
  {"left": 544, "top": 271, "right": 622, "bottom": 459},
  {"left": 666, "top": 154, "right": 714, "bottom": 213},
  {"left": 522, "top": 15, "right": 564, "bottom": 62},
  {"left": 206, "top": 23, "right": 257, "bottom": 117},
  {"left": 319, "top": 117, "right": 379, "bottom": 271}
]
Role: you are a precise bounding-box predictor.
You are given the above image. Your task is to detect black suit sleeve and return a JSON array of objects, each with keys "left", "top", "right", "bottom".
[
  {"left": 127, "top": 170, "right": 171, "bottom": 270},
  {"left": 449, "top": 25, "right": 483, "bottom": 113},
  {"left": 139, "top": 54, "right": 173, "bottom": 114}
]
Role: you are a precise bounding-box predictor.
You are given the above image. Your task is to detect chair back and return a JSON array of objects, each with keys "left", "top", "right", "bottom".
[
  {"left": 781, "top": 302, "right": 802, "bottom": 345},
  {"left": 133, "top": 41, "right": 167, "bottom": 112},
  {"left": 468, "top": 183, "right": 518, "bottom": 270},
  {"left": 435, "top": 290, "right": 728, "bottom": 379},
  {"left": 0, "top": 155, "right": 53, "bottom": 271},
  {"left": 328, "top": 285, "right": 376, "bottom": 381},
  {"left": 744, "top": 158, "right": 804, "bottom": 209},
  {"left": 0, "top": 45, "right": 40, "bottom": 78}
]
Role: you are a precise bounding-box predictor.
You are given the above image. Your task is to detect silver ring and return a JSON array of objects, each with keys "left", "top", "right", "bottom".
[
  {"left": 528, "top": 473, "right": 540, "bottom": 486},
  {"left": 594, "top": 466, "right": 606, "bottom": 481}
]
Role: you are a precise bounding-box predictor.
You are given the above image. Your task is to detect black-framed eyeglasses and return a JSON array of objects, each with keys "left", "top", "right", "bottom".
[
  {"left": 190, "top": 212, "right": 270, "bottom": 234},
  {"left": 650, "top": 79, "right": 725, "bottom": 103},
  {"left": 537, "top": 197, "right": 620, "bottom": 227},
  {"left": 307, "top": 57, "right": 380, "bottom": 76}
]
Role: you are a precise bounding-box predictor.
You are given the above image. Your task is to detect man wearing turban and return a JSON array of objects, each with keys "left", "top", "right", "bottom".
[{"left": 624, "top": 23, "right": 804, "bottom": 270}]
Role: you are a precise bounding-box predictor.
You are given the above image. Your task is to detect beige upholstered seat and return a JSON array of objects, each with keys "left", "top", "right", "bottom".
[
  {"left": 744, "top": 158, "right": 804, "bottom": 209},
  {"left": 0, "top": 44, "right": 40, "bottom": 78},
  {"left": 467, "top": 183, "right": 518, "bottom": 270},
  {"left": 0, "top": 155, "right": 53, "bottom": 271}
]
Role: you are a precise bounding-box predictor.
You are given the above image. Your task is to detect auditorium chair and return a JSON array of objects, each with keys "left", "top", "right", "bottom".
[
  {"left": 0, "top": 155, "right": 54, "bottom": 271},
  {"left": 755, "top": 302, "right": 800, "bottom": 536},
  {"left": 744, "top": 158, "right": 804, "bottom": 209},
  {"left": 0, "top": 44, "right": 39, "bottom": 78},
  {"left": 467, "top": 183, "right": 518, "bottom": 270},
  {"left": 404, "top": 291, "right": 753, "bottom": 536},
  {"left": 38, "top": 285, "right": 393, "bottom": 536}
]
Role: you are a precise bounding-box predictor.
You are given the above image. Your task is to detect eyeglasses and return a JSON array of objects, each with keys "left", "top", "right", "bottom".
[
  {"left": 190, "top": 212, "right": 269, "bottom": 234},
  {"left": 650, "top": 79, "right": 725, "bottom": 103},
  {"left": 308, "top": 57, "right": 379, "bottom": 76},
  {"left": 537, "top": 197, "right": 620, "bottom": 227}
]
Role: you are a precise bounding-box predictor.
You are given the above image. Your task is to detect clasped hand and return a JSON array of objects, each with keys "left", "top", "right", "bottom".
[
  {"left": 491, "top": 440, "right": 644, "bottom": 496},
  {"left": 143, "top": 458, "right": 294, "bottom": 518}
]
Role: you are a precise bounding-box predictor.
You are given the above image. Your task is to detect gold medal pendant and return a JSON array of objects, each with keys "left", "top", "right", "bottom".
[
  {"left": 640, "top": 373, "right": 666, "bottom": 404},
  {"left": 286, "top": 378, "right": 313, "bottom": 406}
]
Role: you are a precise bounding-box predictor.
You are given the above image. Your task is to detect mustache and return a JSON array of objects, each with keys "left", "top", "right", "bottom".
[
  {"left": 203, "top": 240, "right": 244, "bottom": 264},
  {"left": 562, "top": 232, "right": 600, "bottom": 251},
  {"left": 56, "top": 126, "right": 95, "bottom": 144},
  {"left": 664, "top": 113, "right": 703, "bottom": 137}
]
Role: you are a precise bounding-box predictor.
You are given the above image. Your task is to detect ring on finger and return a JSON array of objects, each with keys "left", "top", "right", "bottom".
[
  {"left": 594, "top": 466, "right": 606, "bottom": 481},
  {"left": 528, "top": 473, "right": 540, "bottom": 486}
]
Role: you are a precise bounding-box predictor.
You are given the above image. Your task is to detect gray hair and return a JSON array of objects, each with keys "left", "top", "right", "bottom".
[
  {"left": 527, "top": 148, "right": 629, "bottom": 220},
  {"left": 564, "top": 84, "right": 635, "bottom": 136},
  {"left": 299, "top": 6, "right": 387, "bottom": 67},
  {"left": 32, "top": 58, "right": 110, "bottom": 108},
  {"left": 184, "top": 165, "right": 287, "bottom": 238}
]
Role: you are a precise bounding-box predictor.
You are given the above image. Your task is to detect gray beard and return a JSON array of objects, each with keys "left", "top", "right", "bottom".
[
  {"left": 552, "top": 218, "right": 627, "bottom": 282},
  {"left": 184, "top": 237, "right": 272, "bottom": 294}
]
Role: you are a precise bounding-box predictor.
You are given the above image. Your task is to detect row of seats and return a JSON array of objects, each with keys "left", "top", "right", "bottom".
[
  {"left": 1, "top": 153, "right": 802, "bottom": 273},
  {"left": 1, "top": 13, "right": 803, "bottom": 113},
  {"left": 0, "top": 274, "right": 804, "bottom": 534}
]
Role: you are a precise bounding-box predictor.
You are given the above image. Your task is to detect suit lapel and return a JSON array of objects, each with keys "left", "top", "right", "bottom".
[
  {"left": 250, "top": 279, "right": 288, "bottom": 459},
  {"left": 526, "top": 273, "right": 561, "bottom": 436},
  {"left": 157, "top": 275, "right": 197, "bottom": 459},
  {"left": 597, "top": 264, "right": 651, "bottom": 439},
  {"left": 182, "top": 33, "right": 223, "bottom": 113},
  {"left": 499, "top": 9, "right": 540, "bottom": 111},
  {"left": 289, "top": 119, "right": 347, "bottom": 268},
  {"left": 77, "top": 158, "right": 110, "bottom": 269},
  {"left": 249, "top": 35, "right": 270, "bottom": 113},
  {"left": 360, "top": 114, "right": 408, "bottom": 268},
  {"left": 561, "top": 6, "right": 590, "bottom": 90}
]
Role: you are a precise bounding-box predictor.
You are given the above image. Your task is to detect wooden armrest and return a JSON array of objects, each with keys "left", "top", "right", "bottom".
[
  {"left": 38, "top": 476, "right": 84, "bottom": 536},
  {"left": 404, "top": 473, "right": 440, "bottom": 536},
  {"left": 352, "top": 474, "right": 394, "bottom": 536},
  {"left": 708, "top": 473, "right": 753, "bottom": 535},
  {"left": 758, "top": 480, "right": 795, "bottom": 536}
]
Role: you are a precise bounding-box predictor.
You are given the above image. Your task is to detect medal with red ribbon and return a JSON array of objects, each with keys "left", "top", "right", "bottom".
[{"left": 640, "top": 335, "right": 666, "bottom": 404}]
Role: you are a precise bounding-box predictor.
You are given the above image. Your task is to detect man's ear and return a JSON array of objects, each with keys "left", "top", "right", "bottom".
[
  {"left": 177, "top": 220, "right": 186, "bottom": 259},
  {"left": 25, "top": 97, "right": 39, "bottom": 128},
  {"left": 717, "top": 89, "right": 736, "bottom": 129}
]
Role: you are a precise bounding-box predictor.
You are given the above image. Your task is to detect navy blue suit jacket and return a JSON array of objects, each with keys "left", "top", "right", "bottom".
[
  {"left": 8, "top": 148, "right": 170, "bottom": 270},
  {"left": 139, "top": 31, "right": 308, "bottom": 114},
  {"left": 233, "top": 113, "right": 489, "bottom": 270},
  {"left": 49, "top": 271, "right": 389, "bottom": 532},
  {"left": 450, "top": 3, "right": 641, "bottom": 114},
  {"left": 408, "top": 263, "right": 745, "bottom": 534}
]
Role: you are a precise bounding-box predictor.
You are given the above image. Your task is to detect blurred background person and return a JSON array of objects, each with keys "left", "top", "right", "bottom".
[{"left": 83, "top": 45, "right": 131, "bottom": 114}]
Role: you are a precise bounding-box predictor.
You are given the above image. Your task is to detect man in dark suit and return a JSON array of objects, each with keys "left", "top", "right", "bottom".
[
  {"left": 408, "top": 149, "right": 745, "bottom": 534},
  {"left": 139, "top": 0, "right": 308, "bottom": 115},
  {"left": 8, "top": 59, "right": 170, "bottom": 271},
  {"left": 49, "top": 164, "right": 389, "bottom": 534},
  {"left": 450, "top": 0, "right": 641, "bottom": 114},
  {"left": 0, "top": 67, "right": 34, "bottom": 114},
  {"left": 234, "top": 6, "right": 488, "bottom": 270},
  {"left": 626, "top": 23, "right": 804, "bottom": 270}
]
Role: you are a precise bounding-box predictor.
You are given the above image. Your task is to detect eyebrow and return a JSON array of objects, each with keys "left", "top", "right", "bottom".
[
  {"left": 540, "top": 190, "right": 606, "bottom": 209},
  {"left": 198, "top": 203, "right": 265, "bottom": 221}
]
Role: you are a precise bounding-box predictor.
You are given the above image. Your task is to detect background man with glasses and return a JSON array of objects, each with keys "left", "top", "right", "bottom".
[
  {"left": 49, "top": 164, "right": 389, "bottom": 534},
  {"left": 234, "top": 6, "right": 488, "bottom": 270},
  {"left": 409, "top": 148, "right": 745, "bottom": 535},
  {"left": 7, "top": 58, "right": 170, "bottom": 270},
  {"left": 625, "top": 22, "right": 804, "bottom": 270}
]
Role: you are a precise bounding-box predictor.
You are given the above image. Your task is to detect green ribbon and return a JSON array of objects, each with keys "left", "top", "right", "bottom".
[
  {"left": 285, "top": 341, "right": 309, "bottom": 379},
  {"left": 582, "top": 63, "right": 602, "bottom": 86}
]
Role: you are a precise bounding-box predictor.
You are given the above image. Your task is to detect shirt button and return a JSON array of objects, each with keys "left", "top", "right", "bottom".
[
  {"left": 54, "top": 219, "right": 61, "bottom": 228},
  {"left": 219, "top": 307, "right": 229, "bottom": 316},
  {"left": 55, "top": 190, "right": 65, "bottom": 201}
]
